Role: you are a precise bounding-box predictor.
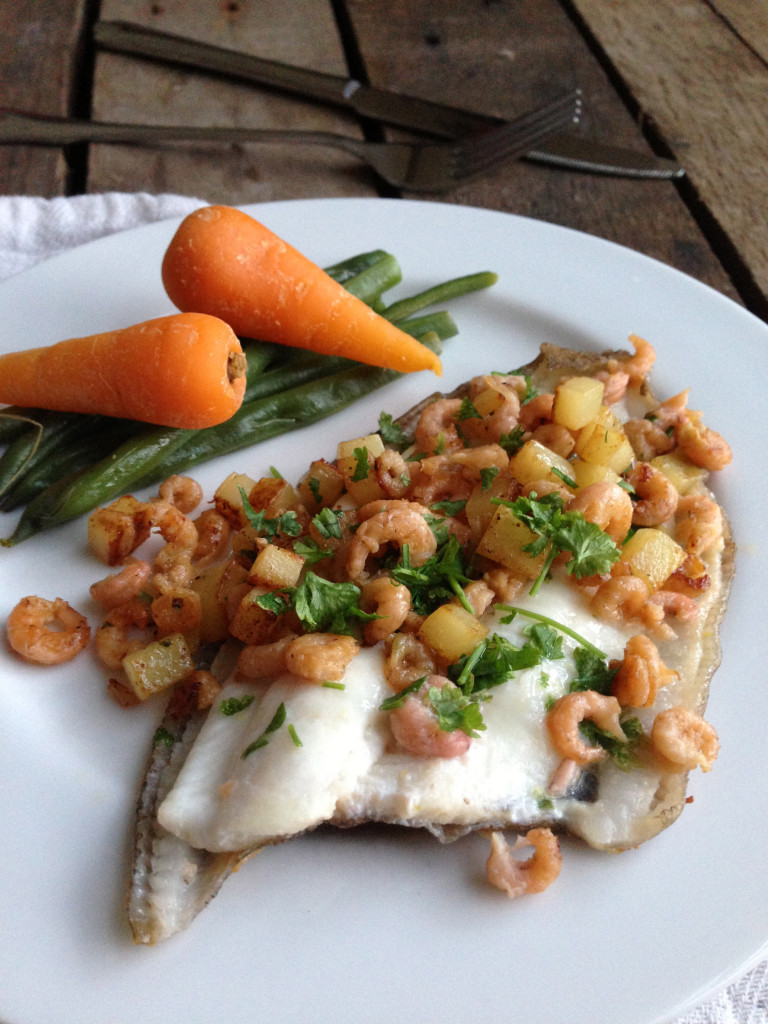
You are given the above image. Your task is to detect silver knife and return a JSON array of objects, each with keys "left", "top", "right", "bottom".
[{"left": 93, "top": 20, "right": 683, "bottom": 180}]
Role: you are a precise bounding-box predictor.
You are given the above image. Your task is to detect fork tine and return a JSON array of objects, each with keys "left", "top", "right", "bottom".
[
  {"left": 456, "top": 108, "right": 581, "bottom": 180},
  {"left": 454, "top": 90, "right": 582, "bottom": 179}
]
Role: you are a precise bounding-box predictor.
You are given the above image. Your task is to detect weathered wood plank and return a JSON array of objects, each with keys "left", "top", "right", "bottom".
[
  {"left": 710, "top": 0, "right": 768, "bottom": 65},
  {"left": 346, "top": 0, "right": 739, "bottom": 305},
  {"left": 0, "top": 0, "right": 88, "bottom": 197},
  {"left": 88, "top": 0, "right": 379, "bottom": 203},
  {"left": 570, "top": 0, "right": 768, "bottom": 310}
]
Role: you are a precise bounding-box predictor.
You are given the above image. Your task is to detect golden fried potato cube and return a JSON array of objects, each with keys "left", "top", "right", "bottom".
[
  {"left": 337, "top": 433, "right": 387, "bottom": 504},
  {"left": 553, "top": 376, "right": 605, "bottom": 430},
  {"left": 248, "top": 476, "right": 301, "bottom": 517},
  {"left": 510, "top": 439, "right": 573, "bottom": 486},
  {"left": 190, "top": 563, "right": 231, "bottom": 644},
  {"left": 418, "top": 603, "right": 490, "bottom": 662},
  {"left": 476, "top": 506, "right": 548, "bottom": 580},
  {"left": 87, "top": 495, "right": 152, "bottom": 566},
  {"left": 229, "top": 588, "right": 279, "bottom": 645},
  {"left": 247, "top": 543, "right": 305, "bottom": 588},
  {"left": 473, "top": 387, "right": 505, "bottom": 417},
  {"left": 570, "top": 459, "right": 621, "bottom": 489},
  {"left": 465, "top": 474, "right": 515, "bottom": 544},
  {"left": 619, "top": 528, "right": 687, "bottom": 591},
  {"left": 650, "top": 452, "right": 708, "bottom": 495},
  {"left": 297, "top": 459, "right": 345, "bottom": 512},
  {"left": 122, "top": 633, "right": 195, "bottom": 701},
  {"left": 575, "top": 407, "right": 634, "bottom": 473},
  {"left": 214, "top": 472, "right": 258, "bottom": 528}
]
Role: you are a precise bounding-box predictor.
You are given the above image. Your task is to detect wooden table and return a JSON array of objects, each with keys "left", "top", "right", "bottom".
[{"left": 3, "top": 0, "right": 767, "bottom": 323}]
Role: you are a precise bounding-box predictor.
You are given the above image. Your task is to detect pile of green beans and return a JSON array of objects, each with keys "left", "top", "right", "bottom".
[{"left": 0, "top": 251, "right": 496, "bottom": 546}]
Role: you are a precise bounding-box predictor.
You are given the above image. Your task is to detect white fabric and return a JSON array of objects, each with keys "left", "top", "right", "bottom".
[{"left": 0, "top": 192, "right": 765, "bottom": 1024}]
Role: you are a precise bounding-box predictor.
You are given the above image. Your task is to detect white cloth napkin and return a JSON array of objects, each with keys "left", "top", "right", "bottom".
[{"left": 0, "top": 192, "right": 765, "bottom": 1024}]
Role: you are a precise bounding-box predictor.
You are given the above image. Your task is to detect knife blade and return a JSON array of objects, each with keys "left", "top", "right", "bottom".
[{"left": 93, "top": 20, "right": 683, "bottom": 180}]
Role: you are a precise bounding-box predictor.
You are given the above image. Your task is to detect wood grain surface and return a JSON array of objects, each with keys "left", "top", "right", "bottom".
[{"left": 2, "top": 0, "right": 765, "bottom": 319}]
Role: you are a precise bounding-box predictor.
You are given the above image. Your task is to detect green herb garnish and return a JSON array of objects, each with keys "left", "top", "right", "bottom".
[
  {"left": 220, "top": 694, "right": 256, "bottom": 716},
  {"left": 241, "top": 702, "right": 287, "bottom": 758}
]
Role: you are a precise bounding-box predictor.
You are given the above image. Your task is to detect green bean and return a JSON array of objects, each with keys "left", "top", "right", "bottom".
[
  {"left": 0, "top": 418, "right": 140, "bottom": 511},
  {"left": 0, "top": 408, "right": 51, "bottom": 445},
  {"left": 382, "top": 271, "right": 498, "bottom": 323},
  {"left": 396, "top": 311, "right": 458, "bottom": 342},
  {"left": 322, "top": 249, "right": 393, "bottom": 284},
  {"left": 3, "top": 427, "right": 193, "bottom": 547},
  {"left": 0, "top": 414, "right": 100, "bottom": 499}
]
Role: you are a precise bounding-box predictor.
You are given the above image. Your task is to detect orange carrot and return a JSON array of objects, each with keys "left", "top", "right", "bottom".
[
  {"left": 0, "top": 312, "right": 246, "bottom": 429},
  {"left": 161, "top": 205, "right": 442, "bottom": 376}
]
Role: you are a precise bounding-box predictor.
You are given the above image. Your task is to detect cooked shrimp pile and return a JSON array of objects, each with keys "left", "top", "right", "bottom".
[{"left": 5, "top": 335, "right": 731, "bottom": 902}]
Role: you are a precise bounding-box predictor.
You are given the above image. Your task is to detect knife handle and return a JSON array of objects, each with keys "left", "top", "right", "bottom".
[{"left": 93, "top": 20, "right": 357, "bottom": 108}]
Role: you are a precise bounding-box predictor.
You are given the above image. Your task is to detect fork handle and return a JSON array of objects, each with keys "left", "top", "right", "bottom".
[{"left": 0, "top": 110, "right": 363, "bottom": 152}]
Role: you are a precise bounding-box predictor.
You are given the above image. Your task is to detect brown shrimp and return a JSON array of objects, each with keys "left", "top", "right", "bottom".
[
  {"left": 567, "top": 482, "right": 633, "bottom": 544},
  {"left": 518, "top": 393, "right": 554, "bottom": 432},
  {"left": 676, "top": 411, "right": 732, "bottom": 471},
  {"left": 89, "top": 559, "right": 152, "bottom": 609},
  {"left": 6, "top": 596, "right": 90, "bottom": 665},
  {"left": 611, "top": 634, "right": 678, "bottom": 708},
  {"left": 236, "top": 635, "right": 297, "bottom": 680},
  {"left": 347, "top": 501, "right": 436, "bottom": 581},
  {"left": 192, "top": 509, "right": 231, "bottom": 565},
  {"left": 414, "top": 397, "right": 463, "bottom": 452},
  {"left": 486, "top": 828, "right": 562, "bottom": 899},
  {"left": 595, "top": 369, "right": 630, "bottom": 405},
  {"left": 384, "top": 633, "right": 437, "bottom": 692},
  {"left": 156, "top": 475, "right": 204, "bottom": 515},
  {"left": 674, "top": 494, "right": 722, "bottom": 556},
  {"left": 623, "top": 419, "right": 676, "bottom": 461},
  {"left": 546, "top": 690, "right": 625, "bottom": 764},
  {"left": 590, "top": 576, "right": 655, "bottom": 626},
  {"left": 94, "top": 599, "right": 151, "bottom": 671},
  {"left": 375, "top": 449, "right": 411, "bottom": 499},
  {"left": 618, "top": 334, "right": 655, "bottom": 385},
  {"left": 626, "top": 462, "right": 679, "bottom": 526},
  {"left": 150, "top": 588, "right": 203, "bottom": 637},
  {"left": 360, "top": 576, "right": 411, "bottom": 644},
  {"left": 388, "top": 675, "right": 471, "bottom": 759},
  {"left": 530, "top": 423, "right": 576, "bottom": 458},
  {"left": 651, "top": 706, "right": 719, "bottom": 772},
  {"left": 283, "top": 633, "right": 359, "bottom": 683}
]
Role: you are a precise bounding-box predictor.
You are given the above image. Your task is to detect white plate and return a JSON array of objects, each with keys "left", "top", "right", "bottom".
[{"left": 0, "top": 198, "right": 765, "bottom": 1024}]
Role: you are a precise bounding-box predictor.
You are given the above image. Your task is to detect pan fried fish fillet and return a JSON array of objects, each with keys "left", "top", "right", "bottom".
[{"left": 133, "top": 340, "right": 733, "bottom": 939}]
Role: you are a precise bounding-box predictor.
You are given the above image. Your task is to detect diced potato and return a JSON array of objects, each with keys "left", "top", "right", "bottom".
[
  {"left": 472, "top": 387, "right": 504, "bottom": 417},
  {"left": 337, "top": 432, "right": 387, "bottom": 504},
  {"left": 575, "top": 407, "right": 635, "bottom": 473},
  {"left": 247, "top": 543, "right": 305, "bottom": 588},
  {"left": 122, "top": 633, "right": 195, "bottom": 701},
  {"left": 297, "top": 458, "right": 345, "bottom": 512},
  {"left": 418, "top": 603, "right": 489, "bottom": 662},
  {"left": 570, "top": 459, "right": 621, "bottom": 489},
  {"left": 510, "top": 439, "right": 573, "bottom": 486},
  {"left": 190, "top": 563, "right": 231, "bottom": 644},
  {"left": 87, "top": 495, "right": 152, "bottom": 566},
  {"left": 229, "top": 587, "right": 280, "bottom": 644},
  {"left": 619, "top": 528, "right": 687, "bottom": 591},
  {"left": 650, "top": 452, "right": 708, "bottom": 495},
  {"left": 465, "top": 474, "right": 515, "bottom": 543},
  {"left": 553, "top": 376, "right": 605, "bottom": 430},
  {"left": 248, "top": 476, "right": 301, "bottom": 517},
  {"left": 214, "top": 472, "right": 258, "bottom": 528},
  {"left": 476, "top": 506, "right": 548, "bottom": 580}
]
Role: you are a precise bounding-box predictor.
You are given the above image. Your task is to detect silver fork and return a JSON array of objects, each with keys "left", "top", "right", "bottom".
[{"left": 0, "top": 91, "right": 581, "bottom": 191}]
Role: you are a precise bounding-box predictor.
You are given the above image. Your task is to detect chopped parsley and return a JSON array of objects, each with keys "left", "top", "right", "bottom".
[
  {"left": 492, "top": 492, "right": 621, "bottom": 595},
  {"left": 220, "top": 694, "right": 256, "bottom": 716},
  {"left": 580, "top": 716, "right": 644, "bottom": 770},
  {"left": 307, "top": 476, "right": 322, "bottom": 504},
  {"left": 378, "top": 676, "right": 486, "bottom": 738},
  {"left": 378, "top": 411, "right": 410, "bottom": 450},
  {"left": 153, "top": 726, "right": 175, "bottom": 747},
  {"left": 256, "top": 571, "right": 376, "bottom": 634},
  {"left": 430, "top": 498, "right": 467, "bottom": 517},
  {"left": 499, "top": 425, "right": 526, "bottom": 456},
  {"left": 456, "top": 396, "right": 481, "bottom": 422},
  {"left": 351, "top": 447, "right": 371, "bottom": 481},
  {"left": 238, "top": 486, "right": 302, "bottom": 540},
  {"left": 480, "top": 465, "right": 500, "bottom": 491},
  {"left": 391, "top": 534, "right": 472, "bottom": 615},
  {"left": 569, "top": 646, "right": 618, "bottom": 695},
  {"left": 241, "top": 702, "right": 286, "bottom": 758},
  {"left": 312, "top": 506, "right": 344, "bottom": 540},
  {"left": 450, "top": 627, "right": 563, "bottom": 695}
]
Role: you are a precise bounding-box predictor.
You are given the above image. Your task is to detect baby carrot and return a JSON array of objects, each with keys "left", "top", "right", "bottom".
[
  {"left": 161, "top": 205, "right": 442, "bottom": 377},
  {"left": 0, "top": 312, "right": 247, "bottom": 429}
]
